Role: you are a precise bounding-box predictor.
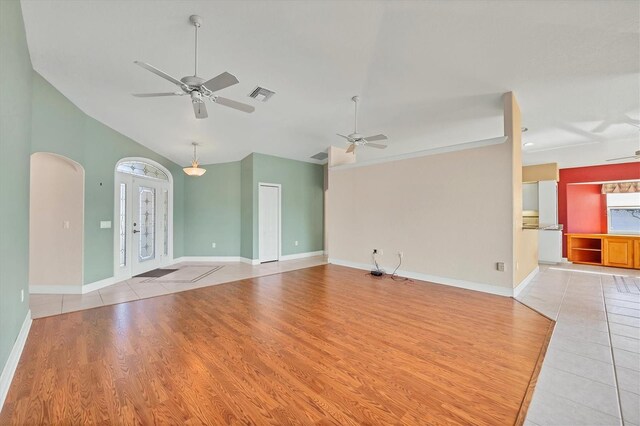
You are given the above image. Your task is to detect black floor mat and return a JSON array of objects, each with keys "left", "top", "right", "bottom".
[{"left": 134, "top": 268, "right": 178, "bottom": 278}]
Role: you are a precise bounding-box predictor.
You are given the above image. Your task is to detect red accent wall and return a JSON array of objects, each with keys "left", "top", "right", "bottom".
[
  {"left": 560, "top": 163, "right": 640, "bottom": 257},
  {"left": 566, "top": 184, "right": 606, "bottom": 234}
]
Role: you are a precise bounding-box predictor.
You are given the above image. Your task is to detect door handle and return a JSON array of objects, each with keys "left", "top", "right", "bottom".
[{"left": 133, "top": 229, "right": 140, "bottom": 234}]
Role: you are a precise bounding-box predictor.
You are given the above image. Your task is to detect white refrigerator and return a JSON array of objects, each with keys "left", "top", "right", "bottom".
[{"left": 537, "top": 180, "right": 563, "bottom": 264}]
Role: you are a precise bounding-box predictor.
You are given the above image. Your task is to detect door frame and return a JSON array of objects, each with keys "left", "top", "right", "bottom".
[
  {"left": 113, "top": 157, "right": 173, "bottom": 280},
  {"left": 258, "top": 182, "right": 282, "bottom": 263}
]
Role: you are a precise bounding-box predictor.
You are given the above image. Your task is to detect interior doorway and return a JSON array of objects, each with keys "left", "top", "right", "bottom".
[
  {"left": 114, "top": 158, "right": 173, "bottom": 279},
  {"left": 258, "top": 183, "right": 281, "bottom": 263},
  {"left": 29, "top": 152, "right": 84, "bottom": 291}
]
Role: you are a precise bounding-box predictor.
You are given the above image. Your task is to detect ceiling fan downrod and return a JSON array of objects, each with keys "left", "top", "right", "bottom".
[{"left": 189, "top": 15, "right": 203, "bottom": 77}]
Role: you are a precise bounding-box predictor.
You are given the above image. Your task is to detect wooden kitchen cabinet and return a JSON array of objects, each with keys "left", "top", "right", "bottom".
[
  {"left": 603, "top": 237, "right": 634, "bottom": 268},
  {"left": 567, "top": 234, "right": 640, "bottom": 269}
]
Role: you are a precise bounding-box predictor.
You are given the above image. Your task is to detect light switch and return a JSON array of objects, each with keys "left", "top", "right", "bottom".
[
  {"left": 100, "top": 221, "right": 112, "bottom": 229},
  {"left": 63, "top": 221, "right": 70, "bottom": 229}
]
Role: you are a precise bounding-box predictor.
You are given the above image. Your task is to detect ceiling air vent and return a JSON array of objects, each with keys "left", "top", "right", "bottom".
[
  {"left": 249, "top": 86, "right": 275, "bottom": 102},
  {"left": 310, "top": 152, "right": 328, "bottom": 161}
]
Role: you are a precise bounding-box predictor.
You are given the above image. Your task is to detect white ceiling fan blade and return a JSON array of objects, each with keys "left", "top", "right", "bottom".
[
  {"left": 346, "top": 143, "right": 356, "bottom": 153},
  {"left": 366, "top": 143, "right": 387, "bottom": 149},
  {"left": 193, "top": 101, "right": 208, "bottom": 119},
  {"left": 214, "top": 97, "right": 255, "bottom": 113},
  {"left": 132, "top": 92, "right": 182, "bottom": 97},
  {"left": 202, "top": 72, "right": 239, "bottom": 93},
  {"left": 134, "top": 61, "right": 185, "bottom": 88},
  {"left": 606, "top": 155, "right": 639, "bottom": 161},
  {"left": 363, "top": 134, "right": 388, "bottom": 142}
]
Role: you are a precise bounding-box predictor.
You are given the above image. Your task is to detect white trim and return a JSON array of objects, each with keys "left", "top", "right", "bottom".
[
  {"left": 279, "top": 250, "right": 325, "bottom": 261},
  {"left": 328, "top": 258, "right": 514, "bottom": 297},
  {"left": 0, "top": 309, "right": 32, "bottom": 411},
  {"left": 82, "top": 276, "right": 119, "bottom": 293},
  {"left": 561, "top": 257, "right": 570, "bottom": 263},
  {"left": 173, "top": 256, "right": 242, "bottom": 263},
  {"left": 258, "top": 182, "right": 282, "bottom": 263},
  {"left": 30, "top": 275, "right": 119, "bottom": 295},
  {"left": 173, "top": 256, "right": 262, "bottom": 265},
  {"left": 29, "top": 285, "right": 82, "bottom": 294},
  {"left": 513, "top": 266, "right": 540, "bottom": 298},
  {"left": 330, "top": 136, "right": 507, "bottom": 171}
]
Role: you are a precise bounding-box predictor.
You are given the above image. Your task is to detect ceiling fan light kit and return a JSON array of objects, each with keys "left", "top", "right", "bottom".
[
  {"left": 133, "top": 15, "right": 255, "bottom": 119},
  {"left": 337, "top": 96, "right": 389, "bottom": 153},
  {"left": 183, "top": 142, "right": 207, "bottom": 176}
]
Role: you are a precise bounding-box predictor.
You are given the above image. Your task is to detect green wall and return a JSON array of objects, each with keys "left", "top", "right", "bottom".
[
  {"left": 250, "top": 153, "right": 324, "bottom": 259},
  {"left": 240, "top": 154, "right": 255, "bottom": 259},
  {"left": 0, "top": 0, "right": 33, "bottom": 378},
  {"left": 0, "top": 0, "right": 322, "bottom": 380},
  {"left": 183, "top": 161, "right": 241, "bottom": 256},
  {"left": 185, "top": 153, "right": 325, "bottom": 261},
  {"left": 30, "top": 73, "right": 185, "bottom": 283}
]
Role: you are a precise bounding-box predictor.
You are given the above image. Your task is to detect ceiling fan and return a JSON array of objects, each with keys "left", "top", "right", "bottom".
[
  {"left": 132, "top": 15, "right": 254, "bottom": 119},
  {"left": 337, "top": 96, "right": 388, "bottom": 153},
  {"left": 607, "top": 150, "right": 640, "bottom": 162}
]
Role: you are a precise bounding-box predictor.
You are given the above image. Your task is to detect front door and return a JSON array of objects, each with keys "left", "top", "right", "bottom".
[
  {"left": 115, "top": 171, "right": 170, "bottom": 279},
  {"left": 131, "top": 178, "right": 166, "bottom": 275}
]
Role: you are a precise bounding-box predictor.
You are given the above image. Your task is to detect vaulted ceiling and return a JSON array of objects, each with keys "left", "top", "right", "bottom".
[{"left": 21, "top": 0, "right": 639, "bottom": 168}]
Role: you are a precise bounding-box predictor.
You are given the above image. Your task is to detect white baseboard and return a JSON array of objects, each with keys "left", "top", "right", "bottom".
[
  {"left": 0, "top": 309, "right": 32, "bottom": 411},
  {"left": 513, "top": 266, "right": 540, "bottom": 298},
  {"left": 30, "top": 253, "right": 322, "bottom": 296},
  {"left": 173, "top": 256, "right": 243, "bottom": 263},
  {"left": 82, "top": 276, "right": 119, "bottom": 293},
  {"left": 173, "top": 256, "right": 263, "bottom": 265},
  {"left": 328, "top": 258, "right": 514, "bottom": 297},
  {"left": 29, "top": 284, "right": 81, "bottom": 294},
  {"left": 279, "top": 250, "right": 325, "bottom": 261},
  {"left": 30, "top": 275, "right": 118, "bottom": 295}
]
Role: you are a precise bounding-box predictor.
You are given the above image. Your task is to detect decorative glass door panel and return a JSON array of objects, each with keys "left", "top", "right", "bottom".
[{"left": 138, "top": 186, "right": 156, "bottom": 262}]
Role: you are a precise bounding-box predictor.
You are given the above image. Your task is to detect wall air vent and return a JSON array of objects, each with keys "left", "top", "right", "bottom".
[
  {"left": 248, "top": 86, "right": 275, "bottom": 102},
  {"left": 310, "top": 152, "right": 328, "bottom": 161}
]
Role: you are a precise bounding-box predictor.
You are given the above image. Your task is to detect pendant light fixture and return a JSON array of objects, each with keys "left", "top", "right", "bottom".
[{"left": 183, "top": 142, "right": 206, "bottom": 176}]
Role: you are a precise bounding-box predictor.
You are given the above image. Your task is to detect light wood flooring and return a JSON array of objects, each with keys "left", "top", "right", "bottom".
[{"left": 0, "top": 265, "right": 553, "bottom": 425}]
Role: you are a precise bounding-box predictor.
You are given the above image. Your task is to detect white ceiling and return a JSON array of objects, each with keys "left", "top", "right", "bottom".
[{"left": 21, "top": 0, "right": 640, "bottom": 168}]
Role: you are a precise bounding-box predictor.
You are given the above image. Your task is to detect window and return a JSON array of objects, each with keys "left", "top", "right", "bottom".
[
  {"left": 119, "top": 183, "right": 127, "bottom": 267},
  {"left": 607, "top": 192, "right": 640, "bottom": 235},
  {"left": 116, "top": 161, "right": 169, "bottom": 181}
]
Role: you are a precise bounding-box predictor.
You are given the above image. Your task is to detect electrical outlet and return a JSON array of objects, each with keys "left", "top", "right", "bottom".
[
  {"left": 497, "top": 262, "right": 505, "bottom": 271},
  {"left": 294, "top": 240, "right": 299, "bottom": 246},
  {"left": 373, "top": 249, "right": 378, "bottom": 254},
  {"left": 211, "top": 243, "right": 216, "bottom": 248},
  {"left": 398, "top": 251, "right": 404, "bottom": 258},
  {"left": 21, "top": 289, "right": 24, "bottom": 302}
]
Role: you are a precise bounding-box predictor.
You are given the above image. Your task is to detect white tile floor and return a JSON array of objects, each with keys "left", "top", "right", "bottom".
[
  {"left": 518, "top": 264, "right": 640, "bottom": 426},
  {"left": 30, "top": 256, "right": 328, "bottom": 319}
]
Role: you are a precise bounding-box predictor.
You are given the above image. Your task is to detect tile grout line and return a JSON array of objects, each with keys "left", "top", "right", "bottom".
[{"left": 602, "top": 275, "right": 625, "bottom": 426}]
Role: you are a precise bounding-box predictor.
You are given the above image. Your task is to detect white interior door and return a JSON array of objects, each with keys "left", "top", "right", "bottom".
[{"left": 259, "top": 184, "right": 280, "bottom": 263}]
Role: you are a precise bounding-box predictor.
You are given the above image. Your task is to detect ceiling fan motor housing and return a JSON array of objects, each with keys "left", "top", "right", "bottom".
[{"left": 181, "top": 75, "right": 205, "bottom": 87}]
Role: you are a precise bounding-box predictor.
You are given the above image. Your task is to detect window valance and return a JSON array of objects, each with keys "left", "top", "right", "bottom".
[{"left": 602, "top": 181, "right": 640, "bottom": 194}]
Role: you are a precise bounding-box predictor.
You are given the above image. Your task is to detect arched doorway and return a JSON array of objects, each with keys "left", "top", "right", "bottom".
[
  {"left": 29, "top": 152, "right": 85, "bottom": 291},
  {"left": 114, "top": 158, "right": 173, "bottom": 279}
]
